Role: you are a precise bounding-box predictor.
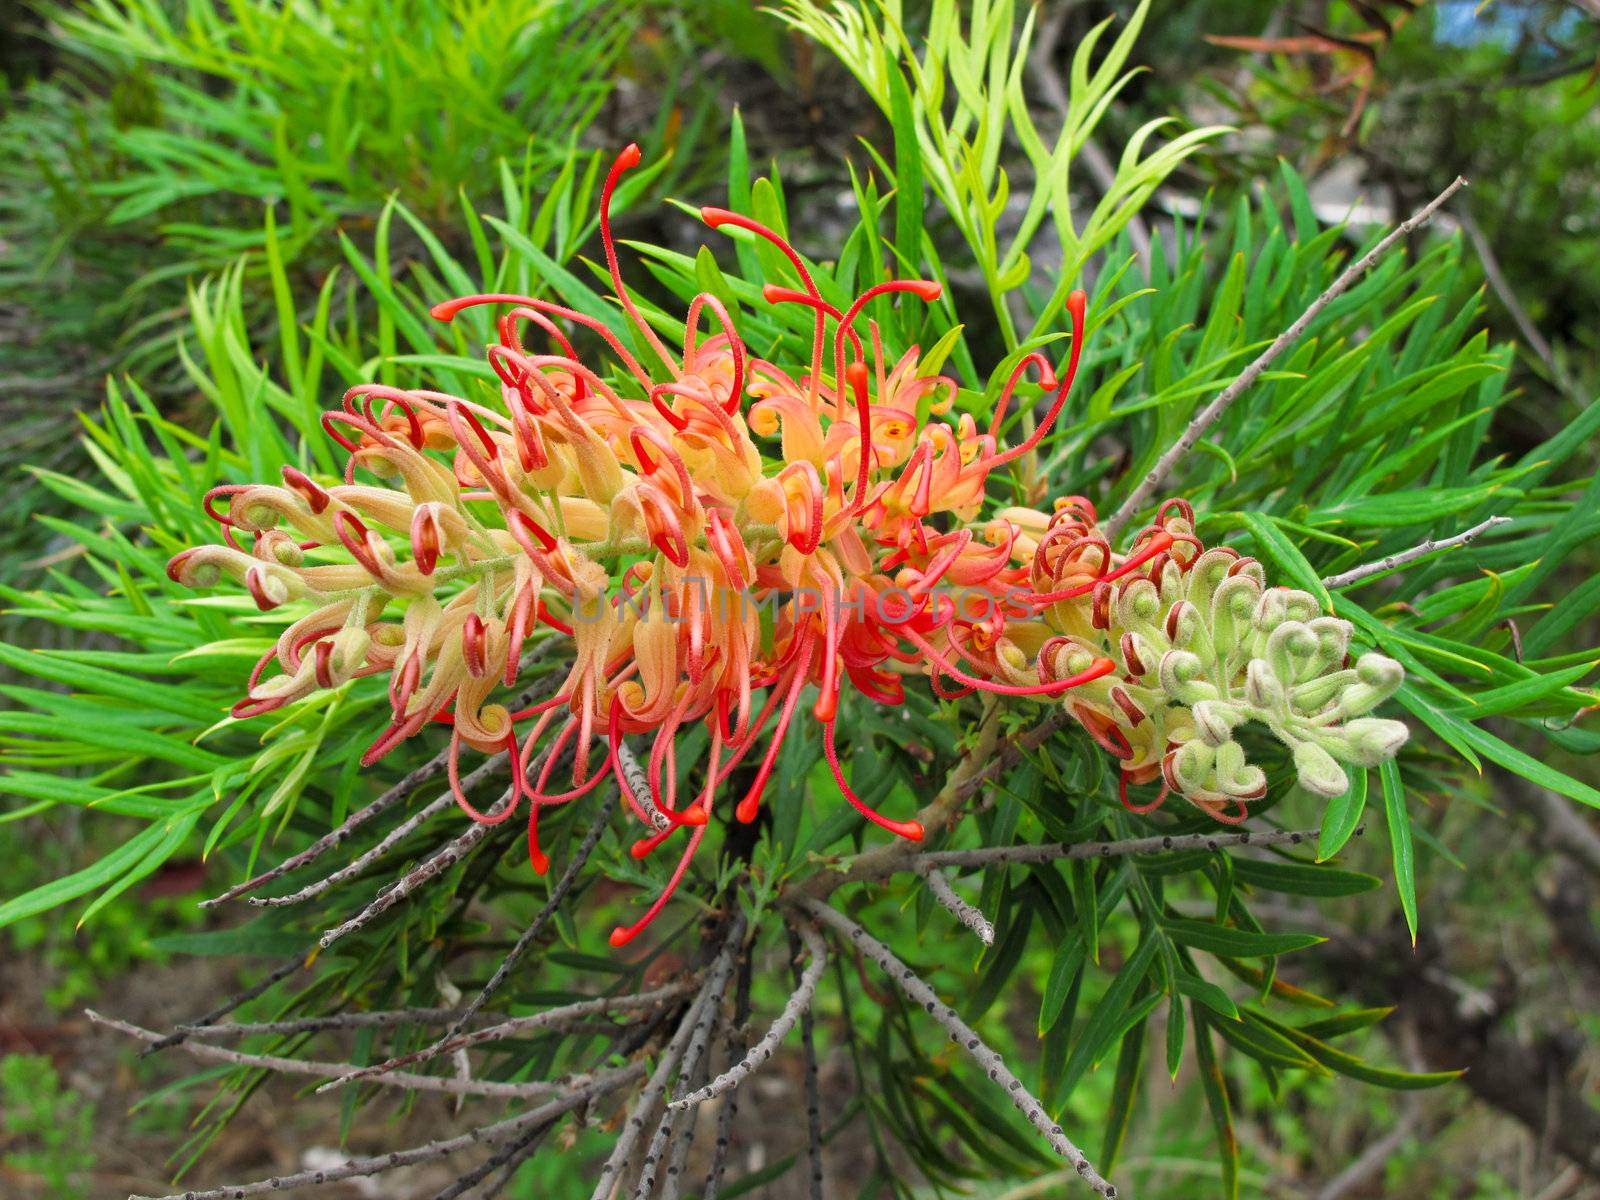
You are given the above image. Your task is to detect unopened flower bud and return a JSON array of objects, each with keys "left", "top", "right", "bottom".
[
  {"left": 1245, "top": 659, "right": 1286, "bottom": 714},
  {"left": 1339, "top": 717, "right": 1410, "bottom": 767},
  {"left": 1192, "top": 700, "right": 1240, "bottom": 746},
  {"left": 1170, "top": 738, "right": 1215, "bottom": 793},
  {"left": 1356, "top": 653, "right": 1404, "bottom": 691},
  {"left": 1159, "top": 650, "right": 1217, "bottom": 705},
  {"left": 1293, "top": 739, "right": 1349, "bottom": 797}
]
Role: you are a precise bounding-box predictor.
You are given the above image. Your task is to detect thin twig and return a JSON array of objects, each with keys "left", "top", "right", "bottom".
[
  {"left": 428, "top": 1123, "right": 549, "bottom": 1200},
  {"left": 659, "top": 1012, "right": 716, "bottom": 1200},
  {"left": 700, "top": 947, "right": 753, "bottom": 1200},
  {"left": 141, "top": 952, "right": 310, "bottom": 1056},
  {"left": 793, "top": 699, "right": 1023, "bottom": 903},
  {"left": 796, "top": 900, "right": 1119, "bottom": 1197},
  {"left": 917, "top": 863, "right": 995, "bottom": 944},
  {"left": 632, "top": 928, "right": 741, "bottom": 1198},
  {"left": 91, "top": 1011, "right": 570, "bottom": 1100},
  {"left": 443, "top": 798, "right": 614, "bottom": 1040},
  {"left": 317, "top": 983, "right": 699, "bottom": 1091},
  {"left": 1458, "top": 206, "right": 1566, "bottom": 386},
  {"left": 591, "top": 919, "right": 744, "bottom": 1200},
  {"left": 791, "top": 925, "right": 825, "bottom": 1200},
  {"left": 200, "top": 657, "right": 558, "bottom": 909},
  {"left": 317, "top": 814, "right": 502, "bottom": 948},
  {"left": 251, "top": 791, "right": 457, "bottom": 907},
  {"left": 199, "top": 756, "right": 445, "bottom": 905},
  {"left": 913, "top": 825, "right": 1338, "bottom": 873},
  {"left": 125, "top": 1064, "right": 643, "bottom": 1200},
  {"left": 176, "top": 1007, "right": 468, "bottom": 1039},
  {"left": 1103, "top": 176, "right": 1469, "bottom": 541},
  {"left": 670, "top": 919, "right": 828, "bottom": 1111},
  {"left": 1320, "top": 516, "right": 1512, "bottom": 589}
]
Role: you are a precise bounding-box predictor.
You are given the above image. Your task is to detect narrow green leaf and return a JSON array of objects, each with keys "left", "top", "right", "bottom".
[
  {"left": 1380, "top": 759, "right": 1418, "bottom": 944},
  {"left": 1317, "top": 768, "right": 1368, "bottom": 861}
]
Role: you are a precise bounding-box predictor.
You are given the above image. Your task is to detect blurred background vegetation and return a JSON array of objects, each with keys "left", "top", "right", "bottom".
[{"left": 1, "top": 1, "right": 1597, "bottom": 1198}]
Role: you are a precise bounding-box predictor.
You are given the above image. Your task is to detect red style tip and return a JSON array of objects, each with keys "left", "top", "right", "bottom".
[
  {"left": 700, "top": 206, "right": 733, "bottom": 228},
  {"left": 907, "top": 280, "right": 943, "bottom": 301},
  {"left": 1067, "top": 289, "right": 1088, "bottom": 320},
  {"left": 608, "top": 927, "right": 632, "bottom": 948},
  {"left": 508, "top": 509, "right": 558, "bottom": 554},
  {"left": 618, "top": 143, "right": 642, "bottom": 169}
]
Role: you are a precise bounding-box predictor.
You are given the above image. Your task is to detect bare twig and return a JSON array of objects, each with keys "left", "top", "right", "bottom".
[
  {"left": 659, "top": 1016, "right": 716, "bottom": 1200},
  {"left": 1458, "top": 206, "right": 1567, "bottom": 387},
  {"left": 445, "top": 799, "right": 614, "bottom": 1040},
  {"left": 428, "top": 1123, "right": 549, "bottom": 1200},
  {"left": 795, "top": 700, "right": 1048, "bottom": 902},
  {"left": 632, "top": 929, "right": 741, "bottom": 1198},
  {"left": 318, "top": 983, "right": 699, "bottom": 1091},
  {"left": 670, "top": 919, "right": 828, "bottom": 1111},
  {"left": 795, "top": 899, "right": 1118, "bottom": 1198},
  {"left": 251, "top": 791, "right": 458, "bottom": 907},
  {"left": 1321, "top": 516, "right": 1511, "bottom": 589},
  {"left": 177, "top": 1007, "right": 469, "bottom": 1039},
  {"left": 91, "top": 1011, "right": 570, "bottom": 1100},
  {"left": 792, "top": 925, "right": 825, "bottom": 1200},
  {"left": 1103, "top": 176, "right": 1469, "bottom": 541},
  {"left": 125, "top": 1064, "right": 644, "bottom": 1200},
  {"left": 318, "top": 813, "right": 504, "bottom": 948},
  {"left": 1314, "top": 1105, "right": 1422, "bottom": 1200},
  {"left": 201, "top": 661, "right": 557, "bottom": 909},
  {"left": 700, "top": 948, "right": 754, "bottom": 1200},
  {"left": 914, "top": 825, "right": 1338, "bottom": 873},
  {"left": 141, "top": 952, "right": 310, "bottom": 1056},
  {"left": 592, "top": 919, "right": 744, "bottom": 1200},
  {"left": 917, "top": 863, "right": 995, "bottom": 944}
]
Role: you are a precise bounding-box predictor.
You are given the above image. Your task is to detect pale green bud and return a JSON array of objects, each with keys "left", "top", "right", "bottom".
[{"left": 1293, "top": 739, "right": 1349, "bottom": 797}]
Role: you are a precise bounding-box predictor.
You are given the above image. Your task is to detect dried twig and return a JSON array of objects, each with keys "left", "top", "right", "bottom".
[
  {"left": 176, "top": 1007, "right": 469, "bottom": 1039},
  {"left": 917, "top": 863, "right": 995, "bottom": 944},
  {"left": 791, "top": 926, "right": 825, "bottom": 1200},
  {"left": 125, "top": 1064, "right": 644, "bottom": 1200},
  {"left": 444, "top": 798, "right": 614, "bottom": 1039},
  {"left": 318, "top": 815, "right": 501, "bottom": 948},
  {"left": 200, "top": 659, "right": 558, "bottom": 910},
  {"left": 318, "top": 983, "right": 699, "bottom": 1091},
  {"left": 659, "top": 1012, "right": 716, "bottom": 1200},
  {"left": 198, "top": 752, "right": 459, "bottom": 909},
  {"left": 591, "top": 919, "right": 744, "bottom": 1200},
  {"left": 141, "top": 952, "right": 311, "bottom": 1056},
  {"left": 91, "top": 1011, "right": 570, "bottom": 1100},
  {"left": 1103, "top": 176, "right": 1469, "bottom": 541},
  {"left": 632, "top": 928, "right": 740, "bottom": 1198},
  {"left": 796, "top": 899, "right": 1117, "bottom": 1197},
  {"left": 251, "top": 791, "right": 458, "bottom": 907},
  {"left": 428, "top": 1123, "right": 549, "bottom": 1200},
  {"left": 700, "top": 948, "right": 754, "bottom": 1200},
  {"left": 913, "top": 825, "right": 1337, "bottom": 873},
  {"left": 670, "top": 919, "right": 828, "bottom": 1111},
  {"left": 1321, "top": 516, "right": 1511, "bottom": 589}
]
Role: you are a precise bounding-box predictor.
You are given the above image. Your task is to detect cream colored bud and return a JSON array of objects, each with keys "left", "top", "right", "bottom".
[{"left": 1293, "top": 739, "right": 1349, "bottom": 797}]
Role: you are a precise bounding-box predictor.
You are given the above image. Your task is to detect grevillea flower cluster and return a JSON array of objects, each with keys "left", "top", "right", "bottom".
[{"left": 169, "top": 146, "right": 1408, "bottom": 944}]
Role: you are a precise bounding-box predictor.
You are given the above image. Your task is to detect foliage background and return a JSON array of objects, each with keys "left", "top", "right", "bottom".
[{"left": 2, "top": 1, "right": 1598, "bottom": 1198}]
